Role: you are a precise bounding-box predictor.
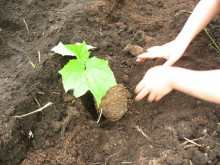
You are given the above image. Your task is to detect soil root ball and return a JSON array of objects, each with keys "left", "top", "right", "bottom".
[
  {"left": 123, "top": 45, "right": 145, "bottom": 56},
  {"left": 97, "top": 84, "right": 131, "bottom": 121}
]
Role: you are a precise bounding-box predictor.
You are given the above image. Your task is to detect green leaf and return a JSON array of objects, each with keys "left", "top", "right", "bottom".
[
  {"left": 86, "top": 57, "right": 117, "bottom": 107},
  {"left": 56, "top": 41, "right": 117, "bottom": 108},
  {"left": 51, "top": 42, "right": 76, "bottom": 56},
  {"left": 51, "top": 41, "right": 95, "bottom": 57},
  {"left": 59, "top": 59, "right": 89, "bottom": 97},
  {"left": 64, "top": 41, "right": 90, "bottom": 60}
]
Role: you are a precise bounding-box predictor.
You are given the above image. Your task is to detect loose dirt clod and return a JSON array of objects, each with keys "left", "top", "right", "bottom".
[
  {"left": 97, "top": 84, "right": 131, "bottom": 121},
  {"left": 123, "top": 45, "right": 145, "bottom": 56}
]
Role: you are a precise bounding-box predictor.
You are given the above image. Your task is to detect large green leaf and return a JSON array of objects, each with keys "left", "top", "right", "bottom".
[
  {"left": 59, "top": 59, "right": 89, "bottom": 97},
  {"left": 64, "top": 41, "right": 90, "bottom": 60},
  {"left": 86, "top": 57, "right": 117, "bottom": 107},
  {"left": 59, "top": 57, "right": 117, "bottom": 107},
  {"left": 56, "top": 41, "right": 117, "bottom": 108}
]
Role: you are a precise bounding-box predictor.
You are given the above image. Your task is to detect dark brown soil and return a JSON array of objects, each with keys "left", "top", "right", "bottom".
[{"left": 0, "top": 0, "right": 220, "bottom": 164}]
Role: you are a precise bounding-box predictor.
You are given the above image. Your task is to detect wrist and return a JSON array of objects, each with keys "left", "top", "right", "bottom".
[
  {"left": 166, "top": 67, "right": 175, "bottom": 90},
  {"left": 173, "top": 37, "right": 190, "bottom": 52}
]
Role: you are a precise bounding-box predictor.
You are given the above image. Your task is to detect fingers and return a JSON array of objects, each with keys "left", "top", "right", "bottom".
[
  {"left": 148, "top": 92, "right": 156, "bottom": 102},
  {"left": 136, "top": 46, "right": 169, "bottom": 63},
  {"left": 135, "top": 79, "right": 145, "bottom": 94},
  {"left": 136, "top": 58, "right": 146, "bottom": 63},
  {"left": 135, "top": 86, "right": 150, "bottom": 101},
  {"left": 136, "top": 46, "right": 160, "bottom": 62},
  {"left": 135, "top": 88, "right": 158, "bottom": 102}
]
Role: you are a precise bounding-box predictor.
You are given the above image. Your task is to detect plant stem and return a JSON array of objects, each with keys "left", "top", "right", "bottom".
[{"left": 203, "top": 28, "right": 220, "bottom": 52}]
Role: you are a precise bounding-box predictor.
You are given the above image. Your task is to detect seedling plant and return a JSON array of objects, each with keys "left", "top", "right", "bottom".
[{"left": 51, "top": 41, "right": 117, "bottom": 107}]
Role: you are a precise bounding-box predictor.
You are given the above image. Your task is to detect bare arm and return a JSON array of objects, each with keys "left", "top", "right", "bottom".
[
  {"left": 175, "top": 0, "right": 220, "bottom": 50},
  {"left": 171, "top": 68, "right": 220, "bottom": 104},
  {"left": 135, "top": 66, "right": 220, "bottom": 104},
  {"left": 137, "top": 0, "right": 220, "bottom": 66}
]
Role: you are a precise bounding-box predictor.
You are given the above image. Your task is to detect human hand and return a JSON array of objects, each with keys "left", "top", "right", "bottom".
[
  {"left": 136, "top": 40, "right": 187, "bottom": 66},
  {"left": 135, "top": 66, "right": 173, "bottom": 102}
]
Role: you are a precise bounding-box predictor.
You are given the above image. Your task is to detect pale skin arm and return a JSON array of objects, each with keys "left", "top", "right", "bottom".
[
  {"left": 137, "top": 0, "right": 220, "bottom": 66},
  {"left": 135, "top": 0, "right": 220, "bottom": 103},
  {"left": 135, "top": 66, "right": 220, "bottom": 104}
]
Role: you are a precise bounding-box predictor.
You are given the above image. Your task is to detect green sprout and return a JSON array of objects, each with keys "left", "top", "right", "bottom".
[
  {"left": 203, "top": 28, "right": 220, "bottom": 52},
  {"left": 51, "top": 41, "right": 117, "bottom": 107},
  {"left": 176, "top": 10, "right": 220, "bottom": 53},
  {"left": 29, "top": 61, "right": 36, "bottom": 69}
]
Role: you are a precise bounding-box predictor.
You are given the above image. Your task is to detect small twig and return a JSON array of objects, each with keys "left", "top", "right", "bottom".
[
  {"left": 97, "top": 108, "right": 102, "bottom": 123},
  {"left": 175, "top": 10, "right": 192, "bottom": 17},
  {"left": 180, "top": 131, "right": 207, "bottom": 147},
  {"left": 189, "top": 160, "right": 193, "bottom": 165},
  {"left": 183, "top": 137, "right": 203, "bottom": 148},
  {"left": 34, "top": 98, "right": 41, "bottom": 107},
  {"left": 135, "top": 126, "right": 153, "bottom": 143},
  {"left": 38, "top": 51, "right": 41, "bottom": 62},
  {"left": 106, "top": 152, "right": 120, "bottom": 161},
  {"left": 53, "top": 91, "right": 60, "bottom": 95},
  {"left": 23, "top": 18, "right": 29, "bottom": 35},
  {"left": 122, "top": 162, "right": 132, "bottom": 164},
  {"left": 13, "top": 102, "right": 53, "bottom": 118},
  {"left": 211, "top": 123, "right": 219, "bottom": 136},
  {"left": 99, "top": 28, "right": 103, "bottom": 36}
]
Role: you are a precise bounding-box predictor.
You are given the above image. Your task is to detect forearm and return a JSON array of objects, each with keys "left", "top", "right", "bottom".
[
  {"left": 170, "top": 67, "right": 220, "bottom": 104},
  {"left": 175, "top": 0, "right": 220, "bottom": 49}
]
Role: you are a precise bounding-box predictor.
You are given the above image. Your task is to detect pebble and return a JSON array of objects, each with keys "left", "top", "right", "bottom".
[{"left": 177, "top": 121, "right": 193, "bottom": 139}]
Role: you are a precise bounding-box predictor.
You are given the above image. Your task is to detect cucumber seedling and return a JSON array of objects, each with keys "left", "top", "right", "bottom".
[{"left": 51, "top": 41, "right": 117, "bottom": 107}]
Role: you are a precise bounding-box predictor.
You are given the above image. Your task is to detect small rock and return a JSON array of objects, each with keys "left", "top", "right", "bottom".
[
  {"left": 123, "top": 45, "right": 145, "bottom": 56},
  {"left": 63, "top": 95, "right": 75, "bottom": 102},
  {"left": 177, "top": 121, "right": 193, "bottom": 139},
  {"left": 144, "top": 35, "right": 155, "bottom": 43}
]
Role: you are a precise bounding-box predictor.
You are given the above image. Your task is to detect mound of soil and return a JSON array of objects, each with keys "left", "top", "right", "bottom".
[
  {"left": 98, "top": 84, "right": 131, "bottom": 121},
  {"left": 0, "top": 0, "right": 220, "bottom": 164}
]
